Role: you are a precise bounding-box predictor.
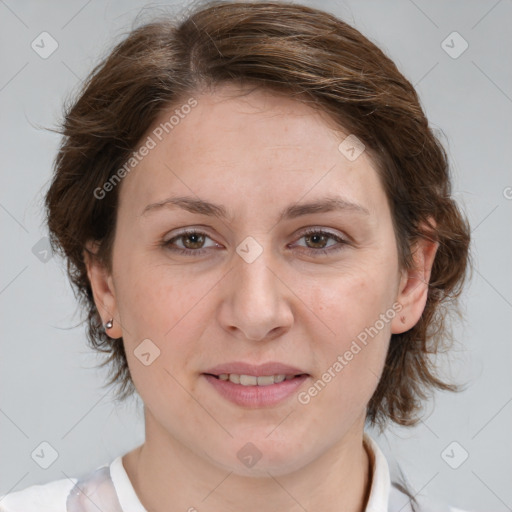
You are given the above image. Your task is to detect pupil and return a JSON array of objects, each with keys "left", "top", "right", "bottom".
[
  {"left": 307, "top": 234, "right": 326, "bottom": 248},
  {"left": 185, "top": 233, "right": 204, "bottom": 248}
]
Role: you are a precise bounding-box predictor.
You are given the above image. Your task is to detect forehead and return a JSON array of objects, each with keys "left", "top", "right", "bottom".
[
  {"left": 157, "top": 85, "right": 345, "bottom": 161},
  {"left": 118, "top": 84, "right": 385, "bottom": 218}
]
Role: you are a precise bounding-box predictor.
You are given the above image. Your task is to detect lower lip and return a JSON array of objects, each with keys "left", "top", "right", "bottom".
[{"left": 203, "top": 374, "right": 309, "bottom": 408}]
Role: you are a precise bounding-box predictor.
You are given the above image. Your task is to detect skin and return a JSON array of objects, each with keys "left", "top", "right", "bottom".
[{"left": 85, "top": 84, "right": 437, "bottom": 512}]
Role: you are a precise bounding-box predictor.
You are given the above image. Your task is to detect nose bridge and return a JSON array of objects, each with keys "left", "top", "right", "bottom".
[
  {"left": 220, "top": 235, "right": 293, "bottom": 340},
  {"left": 234, "top": 239, "right": 279, "bottom": 308}
]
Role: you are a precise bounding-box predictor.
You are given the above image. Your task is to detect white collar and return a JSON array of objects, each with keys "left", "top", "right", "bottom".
[
  {"left": 363, "top": 433, "right": 392, "bottom": 511},
  {"left": 110, "top": 455, "right": 147, "bottom": 512}
]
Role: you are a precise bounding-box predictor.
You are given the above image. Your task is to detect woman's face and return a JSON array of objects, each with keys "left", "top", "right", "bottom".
[{"left": 95, "top": 84, "right": 415, "bottom": 476}]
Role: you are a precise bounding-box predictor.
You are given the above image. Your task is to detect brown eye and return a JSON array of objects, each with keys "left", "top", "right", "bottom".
[
  {"left": 163, "top": 230, "right": 219, "bottom": 256},
  {"left": 304, "top": 232, "right": 330, "bottom": 249},
  {"left": 180, "top": 232, "right": 206, "bottom": 249},
  {"left": 293, "top": 228, "right": 348, "bottom": 256}
]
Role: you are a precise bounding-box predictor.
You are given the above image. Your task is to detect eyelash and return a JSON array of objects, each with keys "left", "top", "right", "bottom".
[{"left": 162, "top": 228, "right": 348, "bottom": 257}]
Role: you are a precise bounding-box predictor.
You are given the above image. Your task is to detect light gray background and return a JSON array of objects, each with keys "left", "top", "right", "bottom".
[{"left": 1, "top": 0, "right": 511, "bottom": 510}]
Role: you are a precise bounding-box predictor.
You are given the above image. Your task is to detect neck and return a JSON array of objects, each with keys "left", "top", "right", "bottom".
[{"left": 123, "top": 411, "right": 371, "bottom": 512}]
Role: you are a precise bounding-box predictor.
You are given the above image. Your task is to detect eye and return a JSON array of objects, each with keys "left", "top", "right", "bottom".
[
  {"left": 292, "top": 228, "right": 348, "bottom": 255},
  {"left": 162, "top": 227, "right": 348, "bottom": 257},
  {"left": 163, "top": 230, "right": 220, "bottom": 256}
]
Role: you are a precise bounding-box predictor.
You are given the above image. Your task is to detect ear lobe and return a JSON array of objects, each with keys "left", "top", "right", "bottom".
[
  {"left": 391, "top": 235, "right": 438, "bottom": 335},
  {"left": 83, "top": 241, "right": 122, "bottom": 339}
]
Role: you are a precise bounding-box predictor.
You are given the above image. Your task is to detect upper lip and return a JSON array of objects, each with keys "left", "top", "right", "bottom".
[{"left": 204, "top": 362, "right": 308, "bottom": 377}]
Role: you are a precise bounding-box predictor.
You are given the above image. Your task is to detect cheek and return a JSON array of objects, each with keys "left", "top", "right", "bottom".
[
  {"left": 305, "top": 261, "right": 398, "bottom": 345},
  {"left": 113, "top": 248, "right": 215, "bottom": 341},
  {"left": 299, "top": 261, "right": 397, "bottom": 403}
]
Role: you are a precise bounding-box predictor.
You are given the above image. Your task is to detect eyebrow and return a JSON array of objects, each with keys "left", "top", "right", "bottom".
[{"left": 141, "top": 195, "right": 370, "bottom": 221}]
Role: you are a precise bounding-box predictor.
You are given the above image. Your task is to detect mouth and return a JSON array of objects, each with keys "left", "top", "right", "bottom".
[
  {"left": 202, "top": 362, "right": 310, "bottom": 407},
  {"left": 202, "top": 366, "right": 310, "bottom": 407},
  {"left": 203, "top": 373, "right": 309, "bottom": 386}
]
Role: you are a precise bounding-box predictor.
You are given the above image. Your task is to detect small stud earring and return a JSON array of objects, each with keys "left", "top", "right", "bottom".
[
  {"left": 104, "top": 318, "right": 114, "bottom": 330},
  {"left": 400, "top": 316, "right": 406, "bottom": 324}
]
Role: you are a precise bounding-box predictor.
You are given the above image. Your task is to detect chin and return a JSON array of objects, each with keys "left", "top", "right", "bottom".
[{"left": 205, "top": 437, "right": 317, "bottom": 478}]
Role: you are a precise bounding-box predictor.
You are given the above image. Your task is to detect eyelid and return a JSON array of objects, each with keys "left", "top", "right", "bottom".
[
  {"left": 164, "top": 225, "right": 348, "bottom": 242},
  {"left": 163, "top": 226, "right": 220, "bottom": 244},
  {"left": 294, "top": 226, "right": 348, "bottom": 241}
]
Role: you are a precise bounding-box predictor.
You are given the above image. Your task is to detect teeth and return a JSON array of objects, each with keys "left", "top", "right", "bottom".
[
  {"left": 229, "top": 374, "right": 240, "bottom": 384},
  {"left": 217, "top": 374, "right": 293, "bottom": 385},
  {"left": 240, "top": 375, "right": 258, "bottom": 385}
]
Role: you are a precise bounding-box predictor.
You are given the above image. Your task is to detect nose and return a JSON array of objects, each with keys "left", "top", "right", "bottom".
[{"left": 217, "top": 247, "right": 294, "bottom": 342}]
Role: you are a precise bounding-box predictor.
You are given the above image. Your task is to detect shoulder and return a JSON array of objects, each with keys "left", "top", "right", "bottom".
[
  {"left": 0, "top": 477, "right": 76, "bottom": 512},
  {"left": 365, "top": 433, "right": 472, "bottom": 512},
  {"left": 0, "top": 458, "right": 129, "bottom": 512},
  {"left": 389, "top": 481, "right": 473, "bottom": 512}
]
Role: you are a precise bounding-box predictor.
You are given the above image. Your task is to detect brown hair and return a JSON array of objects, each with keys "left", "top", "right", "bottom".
[{"left": 46, "top": 0, "right": 470, "bottom": 428}]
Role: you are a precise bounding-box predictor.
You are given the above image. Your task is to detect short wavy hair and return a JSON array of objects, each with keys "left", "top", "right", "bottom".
[{"left": 46, "top": 0, "right": 470, "bottom": 428}]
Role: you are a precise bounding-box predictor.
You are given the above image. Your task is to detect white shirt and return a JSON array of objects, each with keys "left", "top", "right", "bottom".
[{"left": 0, "top": 435, "right": 468, "bottom": 511}]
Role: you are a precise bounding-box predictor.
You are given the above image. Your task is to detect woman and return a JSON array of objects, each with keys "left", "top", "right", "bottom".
[{"left": 0, "top": 1, "right": 471, "bottom": 511}]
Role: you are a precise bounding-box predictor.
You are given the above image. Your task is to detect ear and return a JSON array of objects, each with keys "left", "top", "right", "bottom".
[
  {"left": 83, "top": 241, "right": 123, "bottom": 339},
  {"left": 391, "top": 231, "right": 438, "bottom": 335}
]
